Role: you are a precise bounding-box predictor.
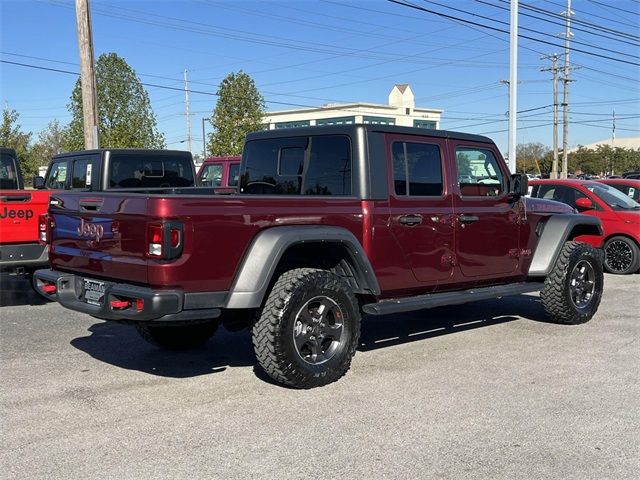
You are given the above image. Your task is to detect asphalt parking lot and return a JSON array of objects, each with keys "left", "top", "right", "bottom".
[{"left": 1, "top": 273, "right": 638, "bottom": 479}]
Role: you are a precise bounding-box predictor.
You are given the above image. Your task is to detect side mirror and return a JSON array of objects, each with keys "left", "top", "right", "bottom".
[
  {"left": 509, "top": 173, "right": 528, "bottom": 198},
  {"left": 33, "top": 176, "right": 45, "bottom": 189},
  {"left": 575, "top": 197, "right": 594, "bottom": 211}
]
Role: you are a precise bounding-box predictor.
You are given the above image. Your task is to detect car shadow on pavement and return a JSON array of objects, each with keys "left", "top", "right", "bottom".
[
  {"left": 70, "top": 294, "right": 548, "bottom": 382},
  {"left": 0, "top": 275, "right": 50, "bottom": 307},
  {"left": 359, "top": 294, "right": 548, "bottom": 352},
  {"left": 71, "top": 322, "right": 255, "bottom": 379}
]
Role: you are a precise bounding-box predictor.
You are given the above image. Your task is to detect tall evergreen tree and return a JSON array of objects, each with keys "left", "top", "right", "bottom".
[
  {"left": 0, "top": 107, "right": 38, "bottom": 177},
  {"left": 64, "top": 53, "right": 165, "bottom": 150},
  {"left": 208, "top": 71, "right": 265, "bottom": 156}
]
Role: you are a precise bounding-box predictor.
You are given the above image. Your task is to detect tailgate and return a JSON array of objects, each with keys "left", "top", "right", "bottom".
[
  {"left": 49, "top": 193, "right": 149, "bottom": 284},
  {"left": 0, "top": 190, "right": 50, "bottom": 244}
]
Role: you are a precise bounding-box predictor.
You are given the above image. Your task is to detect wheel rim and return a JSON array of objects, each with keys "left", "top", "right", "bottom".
[
  {"left": 605, "top": 240, "right": 633, "bottom": 272},
  {"left": 569, "top": 260, "right": 596, "bottom": 309},
  {"left": 292, "top": 296, "right": 344, "bottom": 365}
]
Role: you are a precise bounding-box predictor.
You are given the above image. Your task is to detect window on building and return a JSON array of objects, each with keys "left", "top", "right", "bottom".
[
  {"left": 274, "top": 120, "right": 310, "bottom": 129},
  {"left": 392, "top": 142, "right": 443, "bottom": 196},
  {"left": 362, "top": 116, "right": 395, "bottom": 125},
  {"left": 316, "top": 116, "right": 355, "bottom": 126},
  {"left": 413, "top": 120, "right": 437, "bottom": 129},
  {"left": 241, "top": 135, "right": 352, "bottom": 196}
]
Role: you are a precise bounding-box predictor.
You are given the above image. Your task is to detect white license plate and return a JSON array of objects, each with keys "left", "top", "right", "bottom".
[{"left": 84, "top": 279, "right": 105, "bottom": 306}]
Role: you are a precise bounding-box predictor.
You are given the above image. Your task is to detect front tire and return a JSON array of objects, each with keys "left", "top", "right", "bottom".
[
  {"left": 541, "top": 241, "right": 604, "bottom": 325},
  {"left": 136, "top": 321, "right": 219, "bottom": 350},
  {"left": 604, "top": 236, "right": 640, "bottom": 274},
  {"left": 251, "top": 268, "right": 361, "bottom": 389}
]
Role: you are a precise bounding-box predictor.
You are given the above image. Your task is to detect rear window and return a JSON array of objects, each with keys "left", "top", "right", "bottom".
[
  {"left": 240, "top": 135, "right": 351, "bottom": 195},
  {"left": 109, "top": 153, "right": 194, "bottom": 188},
  {"left": 0, "top": 153, "right": 19, "bottom": 190}
]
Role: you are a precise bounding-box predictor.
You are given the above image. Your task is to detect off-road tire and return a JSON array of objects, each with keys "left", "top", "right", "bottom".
[
  {"left": 603, "top": 236, "right": 640, "bottom": 275},
  {"left": 135, "top": 321, "right": 218, "bottom": 350},
  {"left": 251, "top": 268, "right": 361, "bottom": 389},
  {"left": 541, "top": 241, "right": 604, "bottom": 325}
]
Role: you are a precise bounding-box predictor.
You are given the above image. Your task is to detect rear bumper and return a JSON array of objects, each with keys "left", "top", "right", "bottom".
[
  {"left": 33, "top": 269, "right": 223, "bottom": 323},
  {"left": 0, "top": 243, "right": 48, "bottom": 272}
]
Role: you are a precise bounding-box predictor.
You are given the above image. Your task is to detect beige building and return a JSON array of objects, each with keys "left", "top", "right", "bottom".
[{"left": 263, "top": 84, "right": 442, "bottom": 130}]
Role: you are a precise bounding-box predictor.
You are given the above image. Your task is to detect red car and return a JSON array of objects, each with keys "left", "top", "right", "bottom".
[
  {"left": 597, "top": 178, "right": 640, "bottom": 203},
  {"left": 529, "top": 179, "right": 640, "bottom": 274},
  {"left": 196, "top": 156, "right": 241, "bottom": 188}
]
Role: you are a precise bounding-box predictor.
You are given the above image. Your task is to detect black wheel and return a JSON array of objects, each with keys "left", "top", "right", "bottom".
[
  {"left": 251, "top": 268, "right": 361, "bottom": 389},
  {"left": 604, "top": 236, "right": 640, "bottom": 274},
  {"left": 541, "top": 241, "right": 604, "bottom": 325},
  {"left": 135, "top": 320, "right": 218, "bottom": 350}
]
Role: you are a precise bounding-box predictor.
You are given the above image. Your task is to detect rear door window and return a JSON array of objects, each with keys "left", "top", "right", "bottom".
[
  {"left": 200, "top": 163, "right": 223, "bottom": 187},
  {"left": 70, "top": 155, "right": 100, "bottom": 190},
  {"left": 0, "top": 153, "right": 19, "bottom": 190},
  {"left": 228, "top": 163, "right": 240, "bottom": 187},
  {"left": 241, "top": 135, "right": 351, "bottom": 195},
  {"left": 392, "top": 141, "right": 443, "bottom": 196}
]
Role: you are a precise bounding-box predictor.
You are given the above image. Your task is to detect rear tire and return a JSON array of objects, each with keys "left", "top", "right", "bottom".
[
  {"left": 251, "top": 268, "right": 361, "bottom": 389},
  {"left": 136, "top": 321, "right": 218, "bottom": 350},
  {"left": 541, "top": 241, "right": 604, "bottom": 325},
  {"left": 604, "top": 236, "right": 640, "bottom": 274}
]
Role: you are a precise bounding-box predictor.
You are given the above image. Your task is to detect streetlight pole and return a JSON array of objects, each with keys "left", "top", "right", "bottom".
[
  {"left": 202, "top": 118, "right": 209, "bottom": 159},
  {"left": 508, "top": 0, "right": 518, "bottom": 173}
]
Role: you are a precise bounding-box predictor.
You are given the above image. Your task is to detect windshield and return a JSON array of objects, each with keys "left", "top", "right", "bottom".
[{"left": 586, "top": 183, "right": 640, "bottom": 210}]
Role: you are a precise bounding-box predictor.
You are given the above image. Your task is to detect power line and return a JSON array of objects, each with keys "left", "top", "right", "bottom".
[{"left": 386, "top": 0, "right": 640, "bottom": 66}]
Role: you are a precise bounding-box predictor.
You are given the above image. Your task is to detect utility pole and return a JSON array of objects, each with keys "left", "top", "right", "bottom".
[
  {"left": 561, "top": 0, "right": 573, "bottom": 179},
  {"left": 184, "top": 69, "right": 192, "bottom": 153},
  {"left": 542, "top": 54, "right": 560, "bottom": 179},
  {"left": 202, "top": 117, "right": 208, "bottom": 159},
  {"left": 75, "top": 0, "right": 99, "bottom": 149},
  {"left": 508, "top": 0, "right": 518, "bottom": 173}
]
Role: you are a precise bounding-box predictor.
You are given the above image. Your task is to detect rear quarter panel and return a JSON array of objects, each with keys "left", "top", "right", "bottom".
[{"left": 0, "top": 190, "right": 51, "bottom": 244}]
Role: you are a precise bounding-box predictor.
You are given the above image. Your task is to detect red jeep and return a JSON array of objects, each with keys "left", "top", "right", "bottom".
[
  {"left": 529, "top": 179, "right": 640, "bottom": 274},
  {"left": 196, "top": 156, "right": 241, "bottom": 189},
  {"left": 36, "top": 126, "right": 604, "bottom": 388}
]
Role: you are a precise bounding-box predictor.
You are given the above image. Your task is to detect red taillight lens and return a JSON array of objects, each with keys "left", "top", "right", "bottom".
[
  {"left": 135, "top": 298, "right": 144, "bottom": 312},
  {"left": 147, "top": 223, "right": 163, "bottom": 257},
  {"left": 38, "top": 213, "right": 48, "bottom": 244},
  {"left": 170, "top": 228, "right": 180, "bottom": 248}
]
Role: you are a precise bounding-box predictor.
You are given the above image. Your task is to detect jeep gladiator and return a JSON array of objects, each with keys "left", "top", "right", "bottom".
[
  {"left": 35, "top": 125, "right": 604, "bottom": 388},
  {"left": 1, "top": 148, "right": 195, "bottom": 279}
]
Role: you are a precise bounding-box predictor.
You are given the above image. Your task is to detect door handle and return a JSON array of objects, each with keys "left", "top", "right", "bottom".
[
  {"left": 399, "top": 214, "right": 423, "bottom": 226},
  {"left": 458, "top": 214, "right": 480, "bottom": 224}
]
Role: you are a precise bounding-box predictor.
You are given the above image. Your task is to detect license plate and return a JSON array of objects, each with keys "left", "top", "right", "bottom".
[{"left": 84, "top": 279, "right": 106, "bottom": 306}]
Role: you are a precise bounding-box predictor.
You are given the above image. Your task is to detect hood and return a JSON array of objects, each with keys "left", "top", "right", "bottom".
[{"left": 524, "top": 197, "right": 575, "bottom": 215}]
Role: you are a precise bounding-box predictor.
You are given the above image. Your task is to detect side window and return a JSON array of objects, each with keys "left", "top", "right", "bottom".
[
  {"left": 456, "top": 148, "right": 504, "bottom": 197},
  {"left": 392, "top": 141, "right": 443, "bottom": 196},
  {"left": 200, "top": 164, "right": 223, "bottom": 187},
  {"left": 228, "top": 163, "right": 240, "bottom": 187},
  {"left": 46, "top": 161, "right": 68, "bottom": 189},
  {"left": 241, "top": 135, "right": 351, "bottom": 195},
  {"left": 0, "top": 153, "right": 19, "bottom": 189},
  {"left": 535, "top": 184, "right": 585, "bottom": 209}
]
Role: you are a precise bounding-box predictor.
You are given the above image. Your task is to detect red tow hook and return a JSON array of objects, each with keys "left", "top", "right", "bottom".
[
  {"left": 42, "top": 284, "right": 57, "bottom": 294},
  {"left": 110, "top": 299, "right": 131, "bottom": 310}
]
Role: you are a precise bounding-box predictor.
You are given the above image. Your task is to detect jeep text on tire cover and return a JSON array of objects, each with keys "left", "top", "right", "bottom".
[{"left": 34, "top": 125, "right": 605, "bottom": 388}]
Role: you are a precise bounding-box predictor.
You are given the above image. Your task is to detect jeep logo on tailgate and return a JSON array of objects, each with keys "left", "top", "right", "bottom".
[
  {"left": 0, "top": 207, "right": 34, "bottom": 220},
  {"left": 77, "top": 218, "right": 104, "bottom": 242}
]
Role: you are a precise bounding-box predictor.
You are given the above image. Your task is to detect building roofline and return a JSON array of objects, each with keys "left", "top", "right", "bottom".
[{"left": 265, "top": 102, "right": 443, "bottom": 117}]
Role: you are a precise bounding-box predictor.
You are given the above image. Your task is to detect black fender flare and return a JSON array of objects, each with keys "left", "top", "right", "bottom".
[
  {"left": 528, "top": 214, "right": 603, "bottom": 277},
  {"left": 225, "top": 226, "right": 380, "bottom": 309}
]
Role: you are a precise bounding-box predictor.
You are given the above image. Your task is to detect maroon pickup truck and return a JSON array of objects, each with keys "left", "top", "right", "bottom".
[{"left": 36, "top": 125, "right": 604, "bottom": 388}]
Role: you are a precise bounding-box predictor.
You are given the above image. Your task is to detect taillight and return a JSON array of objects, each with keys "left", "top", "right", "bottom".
[
  {"left": 147, "top": 222, "right": 183, "bottom": 259},
  {"left": 147, "top": 223, "right": 163, "bottom": 257},
  {"left": 38, "top": 214, "right": 48, "bottom": 244}
]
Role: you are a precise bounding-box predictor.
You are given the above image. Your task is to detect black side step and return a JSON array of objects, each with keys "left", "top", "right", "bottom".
[{"left": 362, "top": 282, "right": 545, "bottom": 316}]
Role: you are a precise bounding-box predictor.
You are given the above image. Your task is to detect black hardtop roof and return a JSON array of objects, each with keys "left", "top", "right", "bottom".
[
  {"left": 0, "top": 147, "right": 18, "bottom": 156},
  {"left": 245, "top": 124, "right": 494, "bottom": 144},
  {"left": 52, "top": 148, "right": 192, "bottom": 160}
]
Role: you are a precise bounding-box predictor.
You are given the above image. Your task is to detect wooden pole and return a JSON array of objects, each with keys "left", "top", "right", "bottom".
[{"left": 75, "top": 0, "right": 99, "bottom": 149}]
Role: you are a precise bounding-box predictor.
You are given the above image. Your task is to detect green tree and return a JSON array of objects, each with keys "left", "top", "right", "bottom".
[
  {"left": 31, "top": 119, "right": 65, "bottom": 169},
  {"left": 516, "top": 142, "right": 550, "bottom": 174},
  {"left": 0, "top": 107, "right": 38, "bottom": 177},
  {"left": 64, "top": 53, "right": 165, "bottom": 150},
  {"left": 208, "top": 71, "right": 265, "bottom": 156}
]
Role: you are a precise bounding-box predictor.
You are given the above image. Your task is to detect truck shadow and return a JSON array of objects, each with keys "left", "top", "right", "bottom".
[
  {"left": 0, "top": 275, "right": 50, "bottom": 307},
  {"left": 70, "top": 294, "right": 548, "bottom": 381}
]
